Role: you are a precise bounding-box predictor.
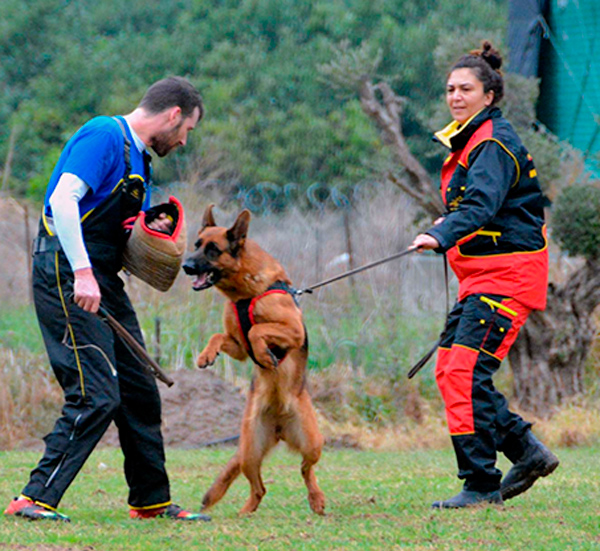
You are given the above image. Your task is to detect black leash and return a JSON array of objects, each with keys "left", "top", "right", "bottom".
[
  {"left": 97, "top": 305, "right": 175, "bottom": 387},
  {"left": 296, "top": 246, "right": 419, "bottom": 295},
  {"left": 293, "top": 245, "right": 449, "bottom": 379}
]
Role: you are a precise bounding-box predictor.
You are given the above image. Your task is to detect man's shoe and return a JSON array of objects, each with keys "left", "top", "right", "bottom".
[
  {"left": 501, "top": 431, "right": 559, "bottom": 501},
  {"left": 4, "top": 496, "right": 70, "bottom": 522},
  {"left": 431, "top": 489, "right": 503, "bottom": 509},
  {"left": 130, "top": 503, "right": 211, "bottom": 522}
]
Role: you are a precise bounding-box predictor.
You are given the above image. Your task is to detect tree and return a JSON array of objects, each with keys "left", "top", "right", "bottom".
[
  {"left": 318, "top": 40, "right": 444, "bottom": 218},
  {"left": 2, "top": 0, "right": 507, "bottom": 200},
  {"left": 508, "top": 185, "right": 600, "bottom": 411},
  {"left": 319, "top": 36, "right": 598, "bottom": 415}
]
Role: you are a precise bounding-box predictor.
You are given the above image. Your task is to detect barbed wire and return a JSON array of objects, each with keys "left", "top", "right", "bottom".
[{"left": 232, "top": 180, "right": 386, "bottom": 214}]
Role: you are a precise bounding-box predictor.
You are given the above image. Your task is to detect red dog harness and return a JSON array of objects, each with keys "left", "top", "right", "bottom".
[{"left": 230, "top": 281, "right": 300, "bottom": 368}]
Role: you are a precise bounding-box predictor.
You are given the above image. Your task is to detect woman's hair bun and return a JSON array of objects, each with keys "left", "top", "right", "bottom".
[
  {"left": 470, "top": 40, "right": 503, "bottom": 72},
  {"left": 452, "top": 40, "right": 504, "bottom": 104}
]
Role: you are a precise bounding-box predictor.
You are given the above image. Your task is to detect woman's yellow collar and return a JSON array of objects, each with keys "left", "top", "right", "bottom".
[{"left": 434, "top": 109, "right": 484, "bottom": 148}]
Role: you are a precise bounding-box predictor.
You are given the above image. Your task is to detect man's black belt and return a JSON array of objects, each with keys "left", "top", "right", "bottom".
[
  {"left": 32, "top": 235, "right": 119, "bottom": 262},
  {"left": 32, "top": 235, "right": 62, "bottom": 255}
]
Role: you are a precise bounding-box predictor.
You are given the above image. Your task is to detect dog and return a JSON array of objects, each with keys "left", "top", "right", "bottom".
[{"left": 182, "top": 204, "right": 325, "bottom": 515}]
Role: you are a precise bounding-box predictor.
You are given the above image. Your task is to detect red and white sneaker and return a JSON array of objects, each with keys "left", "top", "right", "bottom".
[
  {"left": 129, "top": 503, "right": 210, "bottom": 522},
  {"left": 4, "top": 496, "right": 70, "bottom": 522}
]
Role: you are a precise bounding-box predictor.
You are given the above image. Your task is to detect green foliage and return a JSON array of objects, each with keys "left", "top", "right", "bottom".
[
  {"left": 2, "top": 0, "right": 569, "bottom": 229},
  {"left": 0, "top": 305, "right": 44, "bottom": 355},
  {"left": 552, "top": 185, "right": 600, "bottom": 260},
  {"left": 0, "top": 0, "right": 508, "bottom": 200},
  {"left": 301, "top": 303, "right": 440, "bottom": 377},
  {"left": 355, "top": 392, "right": 395, "bottom": 425},
  {"left": 26, "top": 146, "right": 62, "bottom": 199},
  {"left": 317, "top": 40, "right": 383, "bottom": 93}
]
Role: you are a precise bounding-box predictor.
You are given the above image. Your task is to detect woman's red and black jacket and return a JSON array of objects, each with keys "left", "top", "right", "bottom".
[{"left": 425, "top": 107, "right": 549, "bottom": 310}]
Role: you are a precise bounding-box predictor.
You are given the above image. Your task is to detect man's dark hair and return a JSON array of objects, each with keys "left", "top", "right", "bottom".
[{"left": 140, "top": 76, "right": 204, "bottom": 120}]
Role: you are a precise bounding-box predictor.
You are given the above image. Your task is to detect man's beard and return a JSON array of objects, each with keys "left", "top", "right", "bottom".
[{"left": 150, "top": 124, "right": 182, "bottom": 157}]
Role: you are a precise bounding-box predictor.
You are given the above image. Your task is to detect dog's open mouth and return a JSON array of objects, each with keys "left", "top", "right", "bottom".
[{"left": 190, "top": 270, "right": 218, "bottom": 291}]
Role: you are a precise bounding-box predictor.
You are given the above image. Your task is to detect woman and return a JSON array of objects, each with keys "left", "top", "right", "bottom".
[{"left": 412, "top": 42, "right": 559, "bottom": 509}]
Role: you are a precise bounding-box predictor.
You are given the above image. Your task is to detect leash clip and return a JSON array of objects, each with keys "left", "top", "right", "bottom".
[{"left": 294, "top": 288, "right": 313, "bottom": 297}]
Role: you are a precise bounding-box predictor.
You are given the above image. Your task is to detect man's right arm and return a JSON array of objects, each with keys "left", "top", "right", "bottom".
[{"left": 49, "top": 173, "right": 101, "bottom": 313}]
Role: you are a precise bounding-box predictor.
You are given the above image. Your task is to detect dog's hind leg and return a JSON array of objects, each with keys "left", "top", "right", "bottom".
[
  {"left": 301, "top": 453, "right": 325, "bottom": 515},
  {"left": 202, "top": 453, "right": 242, "bottom": 510},
  {"left": 238, "top": 416, "right": 277, "bottom": 515},
  {"left": 283, "top": 393, "right": 326, "bottom": 515},
  {"left": 239, "top": 459, "right": 267, "bottom": 515}
]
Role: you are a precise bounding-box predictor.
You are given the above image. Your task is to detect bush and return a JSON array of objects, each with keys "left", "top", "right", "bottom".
[{"left": 552, "top": 184, "right": 600, "bottom": 260}]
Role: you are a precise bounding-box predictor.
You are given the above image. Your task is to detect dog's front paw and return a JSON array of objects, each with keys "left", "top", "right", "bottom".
[{"left": 196, "top": 349, "right": 220, "bottom": 369}]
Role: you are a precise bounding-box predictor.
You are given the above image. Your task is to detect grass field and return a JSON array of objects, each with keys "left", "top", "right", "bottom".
[
  {"left": 1, "top": 446, "right": 598, "bottom": 551},
  {"left": 2, "top": 195, "right": 600, "bottom": 549}
]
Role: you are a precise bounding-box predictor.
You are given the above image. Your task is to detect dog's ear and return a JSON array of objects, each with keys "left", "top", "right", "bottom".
[
  {"left": 202, "top": 204, "right": 217, "bottom": 229},
  {"left": 226, "top": 210, "right": 251, "bottom": 256}
]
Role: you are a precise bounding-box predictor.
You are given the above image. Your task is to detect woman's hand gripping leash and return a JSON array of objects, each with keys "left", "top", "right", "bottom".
[{"left": 411, "top": 216, "right": 444, "bottom": 253}]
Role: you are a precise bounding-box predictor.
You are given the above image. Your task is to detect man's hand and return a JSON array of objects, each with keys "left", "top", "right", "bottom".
[
  {"left": 147, "top": 212, "right": 173, "bottom": 233},
  {"left": 411, "top": 233, "right": 440, "bottom": 252},
  {"left": 74, "top": 267, "right": 101, "bottom": 313}
]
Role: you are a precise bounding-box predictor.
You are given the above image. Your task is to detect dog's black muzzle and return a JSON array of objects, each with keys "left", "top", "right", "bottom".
[{"left": 182, "top": 256, "right": 221, "bottom": 291}]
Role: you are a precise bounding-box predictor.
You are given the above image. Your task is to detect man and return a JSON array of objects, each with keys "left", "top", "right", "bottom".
[{"left": 4, "top": 77, "right": 209, "bottom": 522}]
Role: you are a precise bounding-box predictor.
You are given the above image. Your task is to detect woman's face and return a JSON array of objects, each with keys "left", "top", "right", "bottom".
[{"left": 446, "top": 68, "right": 494, "bottom": 124}]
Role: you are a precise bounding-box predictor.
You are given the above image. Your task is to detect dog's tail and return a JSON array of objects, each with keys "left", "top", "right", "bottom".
[{"left": 201, "top": 453, "right": 242, "bottom": 510}]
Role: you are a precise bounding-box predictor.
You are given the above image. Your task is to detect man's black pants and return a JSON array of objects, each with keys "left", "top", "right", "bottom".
[{"left": 23, "top": 249, "right": 170, "bottom": 509}]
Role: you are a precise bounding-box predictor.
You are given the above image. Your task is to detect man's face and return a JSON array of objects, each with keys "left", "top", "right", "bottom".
[{"left": 151, "top": 106, "right": 201, "bottom": 157}]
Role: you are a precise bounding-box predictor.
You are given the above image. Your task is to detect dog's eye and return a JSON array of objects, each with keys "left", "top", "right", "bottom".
[
  {"left": 194, "top": 239, "right": 203, "bottom": 250},
  {"left": 205, "top": 242, "right": 222, "bottom": 260}
]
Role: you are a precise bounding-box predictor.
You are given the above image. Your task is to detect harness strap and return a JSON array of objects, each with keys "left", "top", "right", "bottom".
[
  {"left": 112, "top": 117, "right": 132, "bottom": 180},
  {"left": 231, "top": 281, "right": 297, "bottom": 369},
  {"left": 111, "top": 116, "right": 149, "bottom": 225}
]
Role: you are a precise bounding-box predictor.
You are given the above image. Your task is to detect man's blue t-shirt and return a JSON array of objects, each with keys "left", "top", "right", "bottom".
[{"left": 44, "top": 116, "right": 151, "bottom": 219}]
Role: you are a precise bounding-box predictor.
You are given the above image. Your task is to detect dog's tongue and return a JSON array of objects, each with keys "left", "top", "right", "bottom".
[{"left": 192, "top": 274, "right": 208, "bottom": 290}]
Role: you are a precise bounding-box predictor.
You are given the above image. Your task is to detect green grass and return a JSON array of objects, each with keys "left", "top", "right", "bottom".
[
  {"left": 134, "top": 289, "right": 442, "bottom": 378},
  {"left": 1, "top": 447, "right": 598, "bottom": 550},
  {"left": 0, "top": 297, "right": 441, "bottom": 382},
  {"left": 0, "top": 305, "right": 44, "bottom": 355}
]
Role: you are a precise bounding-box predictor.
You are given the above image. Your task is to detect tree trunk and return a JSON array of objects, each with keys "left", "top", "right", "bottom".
[
  {"left": 508, "top": 259, "right": 600, "bottom": 415},
  {"left": 358, "top": 80, "right": 444, "bottom": 218}
]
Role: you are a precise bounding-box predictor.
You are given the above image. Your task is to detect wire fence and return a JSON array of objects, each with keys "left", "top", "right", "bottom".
[
  {"left": 1, "top": 184, "right": 455, "bottom": 316},
  {"left": 0, "top": 195, "right": 35, "bottom": 305}
]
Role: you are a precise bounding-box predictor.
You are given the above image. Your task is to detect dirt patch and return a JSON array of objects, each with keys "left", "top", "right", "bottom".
[{"left": 100, "top": 368, "right": 245, "bottom": 448}]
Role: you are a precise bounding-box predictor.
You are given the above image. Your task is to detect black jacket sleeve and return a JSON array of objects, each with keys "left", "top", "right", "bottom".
[{"left": 426, "top": 140, "right": 518, "bottom": 252}]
